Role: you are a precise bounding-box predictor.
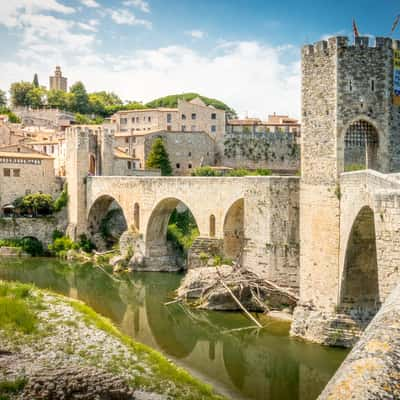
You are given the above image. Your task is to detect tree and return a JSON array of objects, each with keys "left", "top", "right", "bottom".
[
  {"left": 0, "top": 90, "right": 7, "bottom": 108},
  {"left": 33, "top": 73, "right": 39, "bottom": 88},
  {"left": 10, "top": 81, "right": 35, "bottom": 107},
  {"left": 69, "top": 81, "right": 89, "bottom": 114},
  {"left": 47, "top": 89, "right": 69, "bottom": 110},
  {"left": 146, "top": 138, "right": 172, "bottom": 176},
  {"left": 26, "top": 87, "right": 45, "bottom": 108}
]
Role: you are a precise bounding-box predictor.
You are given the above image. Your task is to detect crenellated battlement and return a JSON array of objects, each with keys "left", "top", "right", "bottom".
[{"left": 302, "top": 36, "right": 397, "bottom": 57}]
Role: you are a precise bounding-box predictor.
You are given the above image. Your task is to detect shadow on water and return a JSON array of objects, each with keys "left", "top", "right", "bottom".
[{"left": 0, "top": 258, "right": 348, "bottom": 400}]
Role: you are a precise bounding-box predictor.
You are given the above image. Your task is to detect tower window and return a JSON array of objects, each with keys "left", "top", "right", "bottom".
[{"left": 370, "top": 79, "right": 375, "bottom": 92}]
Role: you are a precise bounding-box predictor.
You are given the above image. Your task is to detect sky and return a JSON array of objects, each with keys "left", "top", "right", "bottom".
[{"left": 0, "top": 0, "right": 399, "bottom": 118}]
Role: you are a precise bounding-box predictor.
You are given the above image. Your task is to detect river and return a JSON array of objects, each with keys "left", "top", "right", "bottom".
[{"left": 0, "top": 257, "right": 348, "bottom": 400}]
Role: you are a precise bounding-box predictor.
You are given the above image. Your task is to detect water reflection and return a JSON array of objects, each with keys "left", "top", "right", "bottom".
[{"left": 0, "top": 258, "right": 347, "bottom": 400}]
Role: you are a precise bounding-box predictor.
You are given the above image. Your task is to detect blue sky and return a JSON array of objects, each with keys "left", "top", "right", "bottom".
[{"left": 0, "top": 0, "right": 399, "bottom": 117}]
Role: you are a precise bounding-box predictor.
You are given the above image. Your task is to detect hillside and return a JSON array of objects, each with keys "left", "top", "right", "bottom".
[{"left": 145, "top": 93, "right": 236, "bottom": 116}]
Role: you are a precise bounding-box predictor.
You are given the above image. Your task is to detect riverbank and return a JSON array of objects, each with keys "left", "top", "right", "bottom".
[{"left": 0, "top": 280, "right": 224, "bottom": 400}]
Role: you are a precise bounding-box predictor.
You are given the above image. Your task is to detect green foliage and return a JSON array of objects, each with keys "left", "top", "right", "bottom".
[
  {"left": 167, "top": 209, "right": 199, "bottom": 255},
  {"left": 26, "top": 86, "right": 45, "bottom": 108},
  {"left": 0, "top": 377, "right": 27, "bottom": 398},
  {"left": 0, "top": 238, "right": 44, "bottom": 256},
  {"left": 0, "top": 90, "right": 7, "bottom": 108},
  {"left": 0, "top": 107, "right": 20, "bottom": 123},
  {"left": 344, "top": 163, "right": 365, "bottom": 172},
  {"left": 14, "top": 193, "right": 54, "bottom": 216},
  {"left": 52, "top": 230, "right": 64, "bottom": 241},
  {"left": 75, "top": 113, "right": 104, "bottom": 125},
  {"left": 69, "top": 81, "right": 89, "bottom": 114},
  {"left": 0, "top": 282, "right": 37, "bottom": 334},
  {"left": 78, "top": 234, "right": 96, "bottom": 253},
  {"left": 191, "top": 166, "right": 272, "bottom": 177},
  {"left": 10, "top": 81, "right": 35, "bottom": 107},
  {"left": 47, "top": 89, "right": 70, "bottom": 110},
  {"left": 145, "top": 92, "right": 236, "bottom": 116},
  {"left": 146, "top": 138, "right": 172, "bottom": 176},
  {"left": 53, "top": 184, "right": 68, "bottom": 212},
  {"left": 48, "top": 236, "right": 79, "bottom": 256}
]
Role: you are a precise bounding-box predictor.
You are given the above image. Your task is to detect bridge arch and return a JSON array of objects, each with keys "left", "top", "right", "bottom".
[
  {"left": 223, "top": 198, "right": 244, "bottom": 261},
  {"left": 87, "top": 194, "right": 128, "bottom": 249},
  {"left": 340, "top": 205, "right": 380, "bottom": 318},
  {"left": 145, "top": 197, "right": 200, "bottom": 269}
]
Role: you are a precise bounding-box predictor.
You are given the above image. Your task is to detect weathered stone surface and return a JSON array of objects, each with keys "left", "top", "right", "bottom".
[{"left": 319, "top": 284, "right": 400, "bottom": 399}]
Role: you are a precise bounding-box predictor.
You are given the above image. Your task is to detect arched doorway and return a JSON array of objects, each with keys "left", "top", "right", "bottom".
[
  {"left": 340, "top": 206, "right": 380, "bottom": 318},
  {"left": 223, "top": 199, "right": 244, "bottom": 261},
  {"left": 146, "top": 198, "right": 199, "bottom": 270},
  {"left": 87, "top": 195, "right": 127, "bottom": 249},
  {"left": 344, "top": 120, "right": 379, "bottom": 171}
]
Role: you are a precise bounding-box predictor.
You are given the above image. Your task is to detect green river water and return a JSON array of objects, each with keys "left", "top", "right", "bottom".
[{"left": 0, "top": 257, "right": 348, "bottom": 400}]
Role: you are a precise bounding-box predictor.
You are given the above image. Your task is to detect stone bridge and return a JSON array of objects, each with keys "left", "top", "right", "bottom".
[
  {"left": 79, "top": 176, "right": 300, "bottom": 288},
  {"left": 292, "top": 169, "right": 400, "bottom": 346}
]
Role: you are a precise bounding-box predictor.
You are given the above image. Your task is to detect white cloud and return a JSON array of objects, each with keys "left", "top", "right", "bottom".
[
  {"left": 110, "top": 9, "right": 152, "bottom": 28},
  {"left": 185, "top": 30, "right": 205, "bottom": 39},
  {"left": 79, "top": 0, "right": 100, "bottom": 8},
  {"left": 123, "top": 0, "right": 150, "bottom": 13},
  {"left": 2, "top": 41, "right": 300, "bottom": 118},
  {"left": 0, "top": 0, "right": 74, "bottom": 27}
]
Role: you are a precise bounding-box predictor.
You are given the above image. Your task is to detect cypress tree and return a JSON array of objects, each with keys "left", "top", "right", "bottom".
[
  {"left": 33, "top": 73, "right": 39, "bottom": 88},
  {"left": 146, "top": 138, "right": 172, "bottom": 176}
]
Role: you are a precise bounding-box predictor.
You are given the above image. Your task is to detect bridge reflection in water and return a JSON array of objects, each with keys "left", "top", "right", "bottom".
[{"left": 0, "top": 258, "right": 347, "bottom": 400}]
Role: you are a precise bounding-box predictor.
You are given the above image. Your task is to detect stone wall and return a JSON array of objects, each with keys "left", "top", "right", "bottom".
[
  {"left": 318, "top": 283, "right": 400, "bottom": 399},
  {"left": 222, "top": 132, "right": 300, "bottom": 172},
  {"left": 0, "top": 210, "right": 68, "bottom": 246}
]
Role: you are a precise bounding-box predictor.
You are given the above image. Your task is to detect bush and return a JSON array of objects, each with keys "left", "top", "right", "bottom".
[
  {"left": 0, "top": 237, "right": 44, "bottom": 256},
  {"left": 54, "top": 184, "right": 68, "bottom": 212},
  {"left": 14, "top": 193, "right": 54, "bottom": 216},
  {"left": 191, "top": 167, "right": 221, "bottom": 176},
  {"left": 78, "top": 234, "right": 96, "bottom": 253},
  {"left": 48, "top": 236, "right": 78, "bottom": 256}
]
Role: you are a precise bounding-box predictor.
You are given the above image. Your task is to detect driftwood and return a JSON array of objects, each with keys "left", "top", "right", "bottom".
[{"left": 219, "top": 279, "right": 262, "bottom": 328}]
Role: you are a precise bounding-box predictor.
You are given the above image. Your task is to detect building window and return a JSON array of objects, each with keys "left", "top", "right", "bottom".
[
  {"left": 211, "top": 125, "right": 216, "bottom": 133},
  {"left": 148, "top": 116, "right": 151, "bottom": 123},
  {"left": 182, "top": 114, "right": 186, "bottom": 120},
  {"left": 125, "top": 137, "right": 129, "bottom": 143},
  {"left": 25, "top": 189, "right": 31, "bottom": 195},
  {"left": 131, "top": 118, "right": 135, "bottom": 123},
  {"left": 167, "top": 113, "right": 172, "bottom": 123},
  {"left": 211, "top": 113, "right": 217, "bottom": 120},
  {"left": 191, "top": 113, "right": 196, "bottom": 120},
  {"left": 167, "top": 125, "right": 172, "bottom": 131},
  {"left": 13, "top": 169, "right": 20, "bottom": 177},
  {"left": 188, "top": 163, "right": 192, "bottom": 169},
  {"left": 132, "top": 149, "right": 136, "bottom": 158},
  {"left": 121, "top": 118, "right": 128, "bottom": 124},
  {"left": 176, "top": 163, "right": 180, "bottom": 169},
  {"left": 188, "top": 151, "right": 192, "bottom": 156},
  {"left": 3, "top": 168, "right": 10, "bottom": 177},
  {"left": 348, "top": 80, "right": 353, "bottom": 92},
  {"left": 182, "top": 125, "right": 186, "bottom": 132}
]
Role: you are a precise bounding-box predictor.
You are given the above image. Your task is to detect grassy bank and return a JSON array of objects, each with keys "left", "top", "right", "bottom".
[{"left": 0, "top": 280, "right": 224, "bottom": 400}]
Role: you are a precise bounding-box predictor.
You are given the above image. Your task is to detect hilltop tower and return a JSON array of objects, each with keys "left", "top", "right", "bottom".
[
  {"left": 49, "top": 66, "right": 68, "bottom": 92},
  {"left": 292, "top": 36, "right": 400, "bottom": 341}
]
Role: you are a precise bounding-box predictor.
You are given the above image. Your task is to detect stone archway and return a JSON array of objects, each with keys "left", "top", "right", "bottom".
[
  {"left": 87, "top": 195, "right": 127, "bottom": 249},
  {"left": 340, "top": 206, "right": 380, "bottom": 319},
  {"left": 344, "top": 120, "right": 379, "bottom": 171},
  {"left": 145, "top": 197, "right": 199, "bottom": 271},
  {"left": 223, "top": 199, "right": 244, "bottom": 261}
]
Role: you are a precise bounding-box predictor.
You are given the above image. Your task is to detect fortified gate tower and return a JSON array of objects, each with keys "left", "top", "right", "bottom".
[{"left": 292, "top": 36, "right": 400, "bottom": 341}]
